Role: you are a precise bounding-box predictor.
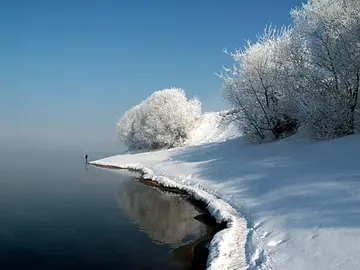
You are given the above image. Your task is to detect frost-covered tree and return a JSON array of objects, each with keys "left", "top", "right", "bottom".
[
  {"left": 291, "top": 0, "right": 360, "bottom": 138},
  {"left": 220, "top": 27, "right": 299, "bottom": 141},
  {"left": 220, "top": 0, "right": 360, "bottom": 141},
  {"left": 117, "top": 88, "right": 201, "bottom": 150},
  {"left": 116, "top": 103, "right": 142, "bottom": 148}
]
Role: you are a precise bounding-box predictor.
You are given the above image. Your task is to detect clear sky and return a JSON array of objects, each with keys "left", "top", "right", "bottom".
[{"left": 0, "top": 0, "right": 304, "bottom": 153}]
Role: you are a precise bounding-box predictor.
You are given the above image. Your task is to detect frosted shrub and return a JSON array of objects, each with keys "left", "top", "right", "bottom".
[
  {"left": 117, "top": 88, "right": 201, "bottom": 150},
  {"left": 304, "top": 94, "right": 357, "bottom": 139}
]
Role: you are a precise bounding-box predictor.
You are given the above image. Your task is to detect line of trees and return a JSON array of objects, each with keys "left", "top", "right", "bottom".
[
  {"left": 117, "top": 0, "right": 360, "bottom": 150},
  {"left": 220, "top": 0, "right": 360, "bottom": 141}
]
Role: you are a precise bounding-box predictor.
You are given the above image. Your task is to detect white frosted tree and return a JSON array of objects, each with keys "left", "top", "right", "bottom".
[
  {"left": 291, "top": 0, "right": 360, "bottom": 138},
  {"left": 116, "top": 103, "right": 142, "bottom": 149},
  {"left": 220, "top": 0, "right": 360, "bottom": 141},
  {"left": 117, "top": 88, "right": 201, "bottom": 150},
  {"left": 220, "top": 27, "right": 299, "bottom": 141}
]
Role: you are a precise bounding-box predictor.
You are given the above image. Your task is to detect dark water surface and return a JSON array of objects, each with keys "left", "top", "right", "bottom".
[{"left": 0, "top": 150, "right": 210, "bottom": 270}]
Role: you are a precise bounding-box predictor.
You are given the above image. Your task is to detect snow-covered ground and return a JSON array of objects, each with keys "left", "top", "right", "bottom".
[
  {"left": 184, "top": 111, "right": 240, "bottom": 146},
  {"left": 91, "top": 112, "right": 360, "bottom": 270}
]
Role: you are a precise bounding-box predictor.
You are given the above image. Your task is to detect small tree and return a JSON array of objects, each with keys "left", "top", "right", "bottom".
[{"left": 117, "top": 88, "right": 201, "bottom": 150}]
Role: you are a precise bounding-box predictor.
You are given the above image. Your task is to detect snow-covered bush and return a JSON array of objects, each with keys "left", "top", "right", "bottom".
[
  {"left": 305, "top": 97, "right": 356, "bottom": 139},
  {"left": 117, "top": 88, "right": 201, "bottom": 150}
]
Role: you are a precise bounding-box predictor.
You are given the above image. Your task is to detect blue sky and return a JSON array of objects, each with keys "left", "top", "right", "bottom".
[{"left": 0, "top": 0, "right": 304, "bottom": 152}]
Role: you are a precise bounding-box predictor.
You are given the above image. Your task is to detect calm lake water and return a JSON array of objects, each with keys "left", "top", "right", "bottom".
[{"left": 0, "top": 150, "right": 210, "bottom": 270}]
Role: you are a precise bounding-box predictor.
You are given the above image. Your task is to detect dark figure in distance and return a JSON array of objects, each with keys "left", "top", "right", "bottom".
[{"left": 85, "top": 154, "right": 88, "bottom": 164}]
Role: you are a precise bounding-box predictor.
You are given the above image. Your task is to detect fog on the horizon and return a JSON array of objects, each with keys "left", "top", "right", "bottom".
[{"left": 0, "top": 128, "right": 125, "bottom": 158}]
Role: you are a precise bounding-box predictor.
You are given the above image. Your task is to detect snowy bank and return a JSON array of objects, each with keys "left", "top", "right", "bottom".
[
  {"left": 92, "top": 112, "right": 360, "bottom": 270},
  {"left": 92, "top": 161, "right": 248, "bottom": 270}
]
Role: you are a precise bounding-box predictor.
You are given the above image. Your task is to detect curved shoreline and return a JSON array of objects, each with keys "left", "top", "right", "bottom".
[{"left": 90, "top": 162, "right": 248, "bottom": 270}]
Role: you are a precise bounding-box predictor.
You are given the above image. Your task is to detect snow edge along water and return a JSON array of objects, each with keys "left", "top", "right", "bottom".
[{"left": 89, "top": 161, "right": 251, "bottom": 270}]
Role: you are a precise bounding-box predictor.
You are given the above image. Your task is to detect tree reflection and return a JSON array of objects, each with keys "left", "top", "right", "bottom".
[{"left": 117, "top": 180, "right": 206, "bottom": 246}]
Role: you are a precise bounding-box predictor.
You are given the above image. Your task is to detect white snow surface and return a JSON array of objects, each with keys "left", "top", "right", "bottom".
[
  {"left": 184, "top": 111, "right": 240, "bottom": 146},
  {"left": 92, "top": 112, "right": 360, "bottom": 270}
]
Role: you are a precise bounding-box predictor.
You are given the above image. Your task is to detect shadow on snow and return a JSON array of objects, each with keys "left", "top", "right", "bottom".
[{"left": 169, "top": 135, "right": 360, "bottom": 229}]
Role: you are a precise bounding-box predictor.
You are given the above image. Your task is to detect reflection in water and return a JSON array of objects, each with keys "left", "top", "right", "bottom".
[
  {"left": 170, "top": 232, "right": 213, "bottom": 270},
  {"left": 117, "top": 179, "right": 206, "bottom": 246},
  {"left": 116, "top": 177, "right": 225, "bottom": 270}
]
